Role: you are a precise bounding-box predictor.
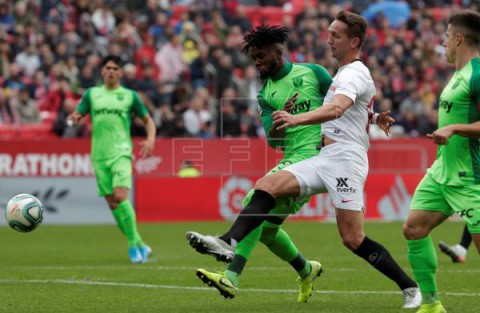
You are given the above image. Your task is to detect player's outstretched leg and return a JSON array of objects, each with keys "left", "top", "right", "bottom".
[
  {"left": 186, "top": 231, "right": 235, "bottom": 262},
  {"left": 196, "top": 269, "right": 237, "bottom": 299}
]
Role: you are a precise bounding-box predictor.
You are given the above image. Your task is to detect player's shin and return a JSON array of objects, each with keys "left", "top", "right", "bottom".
[
  {"left": 354, "top": 236, "right": 417, "bottom": 290},
  {"left": 407, "top": 236, "right": 439, "bottom": 304},
  {"left": 116, "top": 200, "right": 142, "bottom": 247},
  {"left": 221, "top": 190, "right": 276, "bottom": 245}
]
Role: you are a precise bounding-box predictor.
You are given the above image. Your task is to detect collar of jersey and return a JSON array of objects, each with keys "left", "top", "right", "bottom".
[{"left": 270, "top": 61, "right": 293, "bottom": 81}]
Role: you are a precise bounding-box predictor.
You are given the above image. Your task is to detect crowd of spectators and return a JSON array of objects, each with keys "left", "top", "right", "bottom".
[{"left": 0, "top": 0, "right": 476, "bottom": 139}]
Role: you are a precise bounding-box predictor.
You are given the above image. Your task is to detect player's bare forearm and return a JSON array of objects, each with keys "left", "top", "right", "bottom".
[
  {"left": 273, "top": 94, "right": 351, "bottom": 130},
  {"left": 296, "top": 105, "right": 340, "bottom": 125},
  {"left": 273, "top": 105, "right": 339, "bottom": 130},
  {"left": 427, "top": 122, "right": 480, "bottom": 145},
  {"left": 450, "top": 122, "right": 480, "bottom": 138},
  {"left": 139, "top": 115, "right": 156, "bottom": 158}
]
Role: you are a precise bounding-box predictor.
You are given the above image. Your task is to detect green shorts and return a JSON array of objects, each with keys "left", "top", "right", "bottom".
[
  {"left": 92, "top": 156, "right": 132, "bottom": 196},
  {"left": 411, "top": 173, "right": 480, "bottom": 234},
  {"left": 242, "top": 154, "right": 316, "bottom": 223}
]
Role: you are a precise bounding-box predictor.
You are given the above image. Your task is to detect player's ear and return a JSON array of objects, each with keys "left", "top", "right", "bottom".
[{"left": 351, "top": 37, "right": 361, "bottom": 49}]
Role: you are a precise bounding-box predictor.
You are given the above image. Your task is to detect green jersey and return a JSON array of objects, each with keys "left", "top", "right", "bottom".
[
  {"left": 77, "top": 85, "right": 148, "bottom": 161},
  {"left": 428, "top": 57, "right": 480, "bottom": 186},
  {"left": 258, "top": 62, "right": 332, "bottom": 157}
]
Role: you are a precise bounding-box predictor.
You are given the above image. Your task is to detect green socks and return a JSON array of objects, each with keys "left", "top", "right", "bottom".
[
  {"left": 112, "top": 200, "right": 143, "bottom": 248},
  {"left": 407, "top": 236, "right": 439, "bottom": 304}
]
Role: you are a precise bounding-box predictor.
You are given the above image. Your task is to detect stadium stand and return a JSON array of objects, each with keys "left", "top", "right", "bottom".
[{"left": 0, "top": 0, "right": 475, "bottom": 139}]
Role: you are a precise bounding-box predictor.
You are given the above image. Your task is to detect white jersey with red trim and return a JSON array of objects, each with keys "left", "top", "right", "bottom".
[{"left": 321, "top": 60, "right": 375, "bottom": 151}]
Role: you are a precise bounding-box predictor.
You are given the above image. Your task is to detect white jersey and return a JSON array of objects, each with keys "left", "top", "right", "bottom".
[{"left": 321, "top": 60, "right": 375, "bottom": 151}]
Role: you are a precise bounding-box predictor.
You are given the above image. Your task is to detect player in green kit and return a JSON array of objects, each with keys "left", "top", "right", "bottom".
[
  {"left": 403, "top": 10, "right": 480, "bottom": 313},
  {"left": 186, "top": 25, "right": 393, "bottom": 301},
  {"left": 187, "top": 25, "right": 330, "bottom": 302},
  {"left": 69, "top": 55, "right": 156, "bottom": 264}
]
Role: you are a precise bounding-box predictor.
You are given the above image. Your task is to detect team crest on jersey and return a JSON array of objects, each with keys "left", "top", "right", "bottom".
[
  {"left": 117, "top": 94, "right": 125, "bottom": 101},
  {"left": 293, "top": 77, "right": 303, "bottom": 88},
  {"left": 451, "top": 78, "right": 461, "bottom": 90}
]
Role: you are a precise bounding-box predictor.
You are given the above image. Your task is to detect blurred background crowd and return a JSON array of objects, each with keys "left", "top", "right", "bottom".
[{"left": 0, "top": 0, "right": 476, "bottom": 139}]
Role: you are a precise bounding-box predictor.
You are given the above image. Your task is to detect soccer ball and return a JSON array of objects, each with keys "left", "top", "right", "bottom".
[{"left": 5, "top": 194, "right": 44, "bottom": 232}]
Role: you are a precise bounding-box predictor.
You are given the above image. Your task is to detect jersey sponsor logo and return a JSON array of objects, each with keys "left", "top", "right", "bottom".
[
  {"left": 271, "top": 91, "right": 277, "bottom": 98},
  {"left": 291, "top": 100, "right": 311, "bottom": 114},
  {"left": 473, "top": 220, "right": 480, "bottom": 227},
  {"left": 459, "top": 208, "right": 474, "bottom": 218},
  {"left": 439, "top": 100, "right": 453, "bottom": 113},
  {"left": 341, "top": 199, "right": 353, "bottom": 203},
  {"left": 293, "top": 77, "right": 303, "bottom": 88},
  {"left": 93, "top": 108, "right": 124, "bottom": 117}
]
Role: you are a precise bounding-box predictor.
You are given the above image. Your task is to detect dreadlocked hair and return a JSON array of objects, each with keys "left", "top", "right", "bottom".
[{"left": 241, "top": 25, "right": 289, "bottom": 55}]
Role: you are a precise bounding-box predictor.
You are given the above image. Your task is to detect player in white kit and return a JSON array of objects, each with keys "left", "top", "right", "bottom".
[{"left": 191, "top": 11, "right": 421, "bottom": 308}]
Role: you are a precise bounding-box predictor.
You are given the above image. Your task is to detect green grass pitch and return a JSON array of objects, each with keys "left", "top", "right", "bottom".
[{"left": 0, "top": 221, "right": 478, "bottom": 313}]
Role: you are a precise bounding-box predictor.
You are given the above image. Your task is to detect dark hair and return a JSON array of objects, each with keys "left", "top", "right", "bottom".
[
  {"left": 241, "top": 25, "right": 289, "bottom": 55},
  {"left": 101, "top": 55, "right": 123, "bottom": 68},
  {"left": 335, "top": 11, "right": 368, "bottom": 49},
  {"left": 448, "top": 10, "right": 480, "bottom": 48}
]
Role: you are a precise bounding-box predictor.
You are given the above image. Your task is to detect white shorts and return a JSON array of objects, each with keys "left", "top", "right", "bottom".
[{"left": 284, "top": 143, "right": 368, "bottom": 211}]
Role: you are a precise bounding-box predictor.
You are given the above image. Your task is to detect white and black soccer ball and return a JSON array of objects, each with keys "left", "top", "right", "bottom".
[{"left": 5, "top": 194, "right": 44, "bottom": 233}]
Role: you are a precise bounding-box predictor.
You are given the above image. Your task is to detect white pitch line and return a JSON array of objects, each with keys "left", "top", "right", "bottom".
[
  {"left": 0, "top": 279, "right": 478, "bottom": 297},
  {"left": 0, "top": 265, "right": 479, "bottom": 274}
]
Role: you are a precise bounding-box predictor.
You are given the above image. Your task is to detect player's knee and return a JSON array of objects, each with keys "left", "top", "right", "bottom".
[
  {"left": 341, "top": 233, "right": 363, "bottom": 251},
  {"left": 254, "top": 176, "right": 276, "bottom": 194},
  {"left": 402, "top": 221, "right": 429, "bottom": 240}
]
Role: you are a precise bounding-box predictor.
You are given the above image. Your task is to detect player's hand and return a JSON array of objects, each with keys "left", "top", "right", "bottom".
[
  {"left": 283, "top": 93, "right": 298, "bottom": 113},
  {"left": 273, "top": 110, "right": 298, "bottom": 130},
  {"left": 139, "top": 138, "right": 155, "bottom": 158},
  {"left": 427, "top": 125, "right": 454, "bottom": 145},
  {"left": 67, "top": 111, "right": 82, "bottom": 126},
  {"left": 376, "top": 111, "right": 395, "bottom": 136}
]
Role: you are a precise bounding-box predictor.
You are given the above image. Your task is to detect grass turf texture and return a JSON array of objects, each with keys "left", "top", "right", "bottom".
[{"left": 0, "top": 221, "right": 478, "bottom": 313}]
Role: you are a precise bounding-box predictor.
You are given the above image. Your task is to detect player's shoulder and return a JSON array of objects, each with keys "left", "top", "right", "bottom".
[
  {"left": 468, "top": 57, "right": 480, "bottom": 79},
  {"left": 294, "top": 62, "right": 329, "bottom": 73},
  {"left": 338, "top": 62, "right": 371, "bottom": 80}
]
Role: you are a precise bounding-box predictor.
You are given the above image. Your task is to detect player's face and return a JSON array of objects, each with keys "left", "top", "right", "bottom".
[
  {"left": 250, "top": 46, "right": 281, "bottom": 79},
  {"left": 443, "top": 24, "right": 457, "bottom": 64},
  {"left": 327, "top": 20, "right": 353, "bottom": 61},
  {"left": 101, "top": 61, "right": 123, "bottom": 86}
]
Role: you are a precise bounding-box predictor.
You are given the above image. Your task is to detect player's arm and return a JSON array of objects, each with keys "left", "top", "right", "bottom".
[
  {"left": 273, "top": 94, "right": 352, "bottom": 129},
  {"left": 140, "top": 113, "right": 156, "bottom": 158},
  {"left": 132, "top": 91, "right": 156, "bottom": 158},
  {"left": 429, "top": 75, "right": 480, "bottom": 144},
  {"left": 68, "top": 89, "right": 92, "bottom": 126},
  {"left": 428, "top": 122, "right": 480, "bottom": 145},
  {"left": 258, "top": 95, "right": 284, "bottom": 148},
  {"left": 271, "top": 93, "right": 297, "bottom": 138}
]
